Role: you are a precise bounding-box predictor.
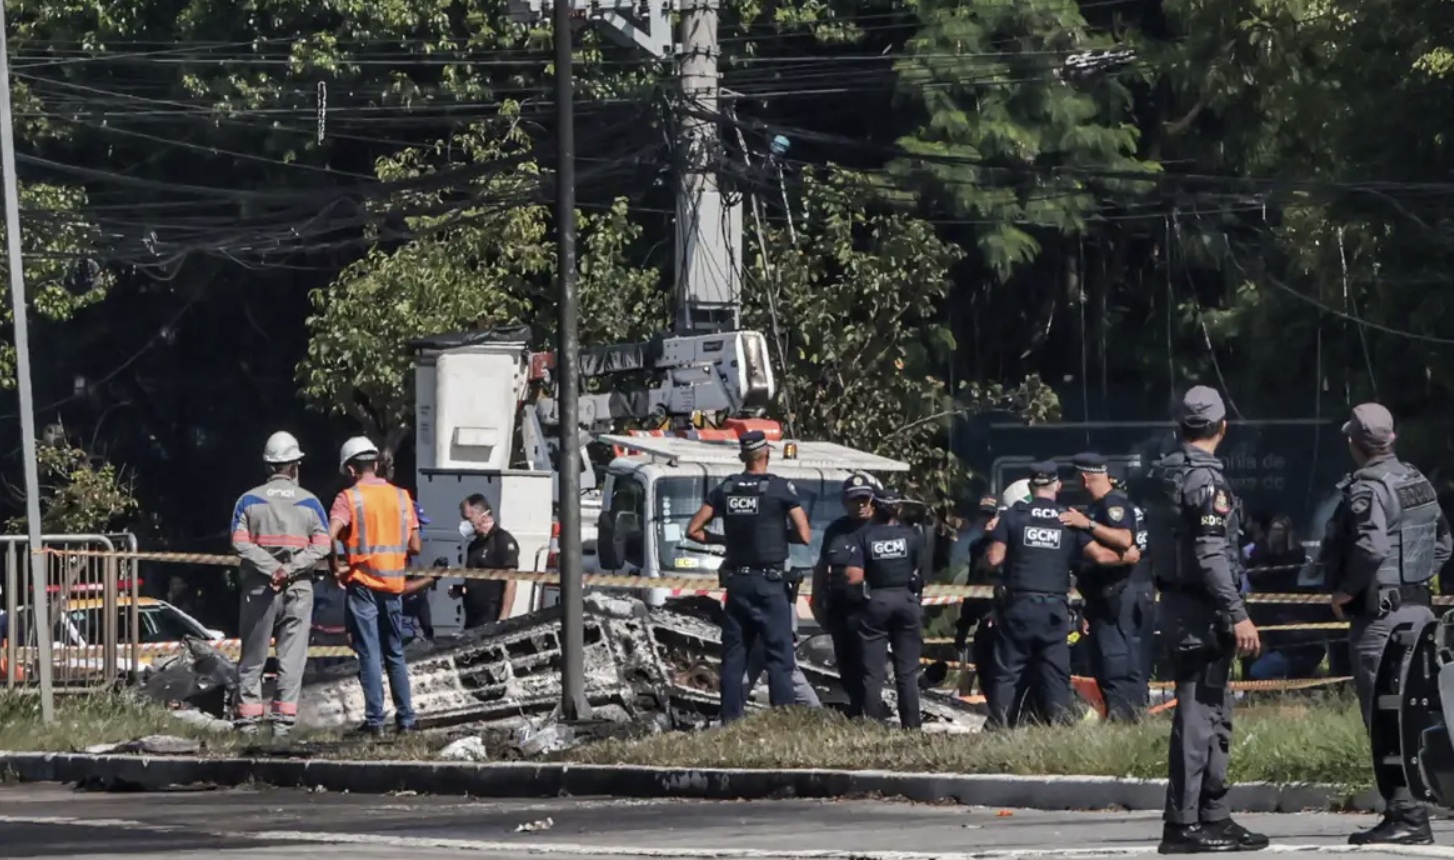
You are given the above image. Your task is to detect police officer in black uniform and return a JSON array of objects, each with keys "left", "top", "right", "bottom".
[
  {"left": 843, "top": 487, "right": 924, "bottom": 729},
  {"left": 1145, "top": 386, "right": 1267, "bottom": 854},
  {"left": 983, "top": 462, "right": 1121, "bottom": 729},
  {"left": 687, "top": 430, "right": 811, "bottom": 724},
  {"left": 1064, "top": 452, "right": 1154, "bottom": 722},
  {"left": 1320, "top": 403, "right": 1452, "bottom": 846},
  {"left": 811, "top": 473, "right": 877, "bottom": 715}
]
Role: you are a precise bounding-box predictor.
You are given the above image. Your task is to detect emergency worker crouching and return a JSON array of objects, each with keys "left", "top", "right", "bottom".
[
  {"left": 843, "top": 487, "right": 925, "bottom": 729},
  {"left": 1145, "top": 386, "right": 1266, "bottom": 854},
  {"left": 1064, "top": 452, "right": 1154, "bottom": 723},
  {"left": 230, "top": 431, "right": 331, "bottom": 738},
  {"left": 328, "top": 436, "right": 422, "bottom": 737},
  {"left": 687, "top": 430, "right": 811, "bottom": 724},
  {"left": 1321, "top": 403, "right": 1452, "bottom": 846},
  {"left": 983, "top": 463, "right": 1120, "bottom": 729},
  {"left": 811, "top": 473, "right": 878, "bottom": 715}
]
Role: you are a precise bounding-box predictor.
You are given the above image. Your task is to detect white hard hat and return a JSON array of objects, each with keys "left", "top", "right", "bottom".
[
  {"left": 1000, "top": 479, "right": 1032, "bottom": 510},
  {"left": 262, "top": 431, "right": 304, "bottom": 464},
  {"left": 338, "top": 436, "right": 380, "bottom": 473}
]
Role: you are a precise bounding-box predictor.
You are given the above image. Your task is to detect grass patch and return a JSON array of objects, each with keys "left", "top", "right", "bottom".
[
  {"left": 562, "top": 692, "right": 1373, "bottom": 790},
  {"left": 0, "top": 690, "right": 1374, "bottom": 790}
]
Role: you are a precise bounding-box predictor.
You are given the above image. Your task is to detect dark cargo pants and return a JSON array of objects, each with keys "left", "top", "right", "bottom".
[
  {"left": 856, "top": 586, "right": 923, "bottom": 729},
  {"left": 986, "top": 594, "right": 1073, "bottom": 729},
  {"left": 720, "top": 570, "right": 796, "bottom": 723},
  {"left": 1086, "top": 584, "right": 1155, "bottom": 722}
]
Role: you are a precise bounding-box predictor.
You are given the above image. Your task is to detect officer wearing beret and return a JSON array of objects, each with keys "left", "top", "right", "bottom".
[
  {"left": 1320, "top": 403, "right": 1452, "bottom": 846},
  {"left": 843, "top": 487, "right": 925, "bottom": 729},
  {"left": 687, "top": 430, "right": 811, "bottom": 723},
  {"left": 1063, "top": 452, "right": 1153, "bottom": 722},
  {"left": 983, "top": 461, "right": 1121, "bottom": 729},
  {"left": 1145, "top": 386, "right": 1266, "bottom": 854},
  {"left": 811, "top": 473, "right": 878, "bottom": 715}
]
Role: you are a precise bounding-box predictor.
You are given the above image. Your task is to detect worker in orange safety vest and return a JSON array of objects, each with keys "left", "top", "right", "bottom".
[{"left": 328, "top": 436, "right": 421, "bottom": 737}]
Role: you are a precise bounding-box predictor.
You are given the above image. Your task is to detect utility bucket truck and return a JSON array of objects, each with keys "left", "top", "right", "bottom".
[{"left": 409, "top": 327, "right": 910, "bottom": 635}]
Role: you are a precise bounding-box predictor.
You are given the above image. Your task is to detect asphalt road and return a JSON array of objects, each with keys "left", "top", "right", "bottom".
[{"left": 5, "top": 785, "right": 1454, "bottom": 860}]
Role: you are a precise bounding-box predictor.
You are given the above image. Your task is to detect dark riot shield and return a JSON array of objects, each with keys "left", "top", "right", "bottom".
[
  {"left": 1371, "top": 620, "right": 1442, "bottom": 804},
  {"left": 1419, "top": 613, "right": 1454, "bottom": 808}
]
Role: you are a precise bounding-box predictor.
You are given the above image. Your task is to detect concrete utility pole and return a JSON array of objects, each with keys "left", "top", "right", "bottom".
[
  {"left": 553, "top": 0, "right": 592, "bottom": 722},
  {"left": 675, "top": 0, "right": 741, "bottom": 335},
  {"left": 0, "top": 0, "right": 55, "bottom": 722}
]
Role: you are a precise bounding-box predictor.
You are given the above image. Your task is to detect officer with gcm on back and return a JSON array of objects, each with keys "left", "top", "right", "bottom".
[
  {"left": 686, "top": 430, "right": 811, "bottom": 724},
  {"left": 983, "top": 462, "right": 1121, "bottom": 729},
  {"left": 1063, "top": 452, "right": 1154, "bottom": 722},
  {"left": 842, "top": 487, "right": 924, "bottom": 729},
  {"left": 1145, "top": 386, "right": 1266, "bottom": 854},
  {"left": 1319, "top": 403, "right": 1452, "bottom": 846},
  {"left": 811, "top": 473, "right": 878, "bottom": 715}
]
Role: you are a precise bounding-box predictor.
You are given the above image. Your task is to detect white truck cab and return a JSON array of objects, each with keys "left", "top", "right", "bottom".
[{"left": 593, "top": 432, "right": 910, "bottom": 609}]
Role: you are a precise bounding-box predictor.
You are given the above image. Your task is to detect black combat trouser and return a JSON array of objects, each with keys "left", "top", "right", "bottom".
[
  {"left": 857, "top": 586, "right": 923, "bottom": 729},
  {"left": 986, "top": 593, "right": 1073, "bottom": 729},
  {"left": 824, "top": 590, "right": 868, "bottom": 716},
  {"left": 720, "top": 570, "right": 796, "bottom": 723},
  {"left": 1086, "top": 583, "right": 1155, "bottom": 723}
]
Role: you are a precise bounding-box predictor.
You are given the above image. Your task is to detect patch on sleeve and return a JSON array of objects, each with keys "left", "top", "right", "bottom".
[
  {"left": 1212, "top": 490, "right": 1231, "bottom": 515},
  {"left": 786, "top": 480, "right": 796, "bottom": 495},
  {"left": 1107, "top": 506, "right": 1125, "bottom": 523},
  {"left": 507, "top": 541, "right": 517, "bottom": 553},
  {"left": 1350, "top": 496, "right": 1371, "bottom": 516}
]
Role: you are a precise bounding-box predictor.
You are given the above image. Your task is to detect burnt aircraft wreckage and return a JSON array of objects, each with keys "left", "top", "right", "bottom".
[{"left": 143, "top": 594, "right": 985, "bottom": 740}]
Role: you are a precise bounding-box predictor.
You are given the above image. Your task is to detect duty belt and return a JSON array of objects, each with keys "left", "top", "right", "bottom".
[
  {"left": 1376, "top": 584, "right": 1433, "bottom": 613},
  {"left": 1004, "top": 590, "right": 1067, "bottom": 601}
]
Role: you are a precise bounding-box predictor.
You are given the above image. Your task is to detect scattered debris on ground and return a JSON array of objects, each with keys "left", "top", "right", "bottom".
[
  {"left": 437, "top": 736, "right": 489, "bottom": 762},
  {"left": 82, "top": 735, "right": 202, "bottom": 756}
]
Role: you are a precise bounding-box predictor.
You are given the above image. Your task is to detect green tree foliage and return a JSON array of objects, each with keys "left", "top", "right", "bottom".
[
  {"left": 893, "top": 0, "right": 1155, "bottom": 278},
  {"left": 0, "top": 183, "right": 112, "bottom": 387},
  {"left": 297, "top": 120, "right": 665, "bottom": 458},
  {"left": 743, "top": 168, "right": 1059, "bottom": 505},
  {"left": 6, "top": 436, "right": 139, "bottom": 535}
]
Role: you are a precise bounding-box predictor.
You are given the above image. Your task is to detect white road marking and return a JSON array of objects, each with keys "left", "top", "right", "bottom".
[{"left": 3, "top": 815, "right": 1454, "bottom": 859}]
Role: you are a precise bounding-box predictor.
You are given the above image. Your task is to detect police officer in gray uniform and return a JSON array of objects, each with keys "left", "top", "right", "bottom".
[
  {"left": 1320, "top": 403, "right": 1452, "bottom": 846},
  {"left": 1145, "top": 386, "right": 1267, "bottom": 855},
  {"left": 983, "top": 462, "right": 1122, "bottom": 729},
  {"left": 687, "top": 430, "right": 812, "bottom": 724},
  {"left": 843, "top": 487, "right": 924, "bottom": 729}
]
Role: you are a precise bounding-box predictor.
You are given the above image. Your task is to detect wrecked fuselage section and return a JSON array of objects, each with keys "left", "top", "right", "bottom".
[{"left": 297, "top": 593, "right": 985, "bottom": 734}]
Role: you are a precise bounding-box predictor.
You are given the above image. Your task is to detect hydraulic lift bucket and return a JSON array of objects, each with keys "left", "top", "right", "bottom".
[{"left": 1371, "top": 616, "right": 1447, "bottom": 806}]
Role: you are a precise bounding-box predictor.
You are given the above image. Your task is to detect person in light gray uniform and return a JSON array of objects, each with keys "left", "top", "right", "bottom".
[
  {"left": 1321, "top": 403, "right": 1452, "bottom": 846},
  {"left": 1145, "top": 387, "right": 1267, "bottom": 855},
  {"left": 230, "top": 431, "right": 332, "bottom": 738},
  {"left": 744, "top": 614, "right": 822, "bottom": 707}
]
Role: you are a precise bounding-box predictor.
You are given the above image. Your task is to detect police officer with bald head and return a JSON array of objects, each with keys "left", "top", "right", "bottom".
[
  {"left": 687, "top": 430, "right": 812, "bottom": 724},
  {"left": 1146, "top": 386, "right": 1267, "bottom": 854},
  {"left": 1320, "top": 403, "right": 1452, "bottom": 846},
  {"left": 1063, "top": 452, "right": 1154, "bottom": 723},
  {"left": 983, "top": 462, "right": 1123, "bottom": 729},
  {"left": 843, "top": 487, "right": 925, "bottom": 729}
]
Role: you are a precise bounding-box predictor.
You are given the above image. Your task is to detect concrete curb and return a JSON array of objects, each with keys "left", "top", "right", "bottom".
[{"left": 0, "top": 751, "right": 1384, "bottom": 814}]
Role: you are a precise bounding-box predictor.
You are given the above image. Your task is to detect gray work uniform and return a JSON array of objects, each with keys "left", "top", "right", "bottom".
[
  {"left": 1319, "top": 455, "right": 1451, "bottom": 807},
  {"left": 230, "top": 474, "right": 331, "bottom": 727},
  {"left": 745, "top": 598, "right": 822, "bottom": 707},
  {"left": 1146, "top": 445, "right": 1246, "bottom": 827}
]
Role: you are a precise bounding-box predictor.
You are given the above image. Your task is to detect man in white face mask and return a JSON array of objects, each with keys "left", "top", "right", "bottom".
[{"left": 448, "top": 494, "right": 521, "bottom": 629}]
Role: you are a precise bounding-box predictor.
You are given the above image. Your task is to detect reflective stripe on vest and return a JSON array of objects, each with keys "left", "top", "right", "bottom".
[{"left": 344, "top": 483, "right": 411, "bottom": 593}]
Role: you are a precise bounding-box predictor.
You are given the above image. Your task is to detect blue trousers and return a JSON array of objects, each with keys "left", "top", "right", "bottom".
[
  {"left": 345, "top": 583, "right": 417, "bottom": 728},
  {"left": 1086, "top": 584, "right": 1155, "bottom": 722},
  {"left": 719, "top": 571, "right": 795, "bottom": 723}
]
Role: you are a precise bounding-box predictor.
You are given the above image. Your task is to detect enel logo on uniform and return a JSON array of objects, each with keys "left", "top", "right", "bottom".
[
  {"left": 871, "top": 538, "right": 909, "bottom": 559},
  {"left": 1023, "top": 527, "right": 1062, "bottom": 549},
  {"left": 1031, "top": 507, "right": 1059, "bottom": 519},
  {"left": 726, "top": 496, "right": 760, "bottom": 515}
]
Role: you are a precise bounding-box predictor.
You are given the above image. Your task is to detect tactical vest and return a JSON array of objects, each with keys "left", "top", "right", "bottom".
[
  {"left": 860, "top": 522, "right": 918, "bottom": 589},
  {"left": 1004, "top": 502, "right": 1074, "bottom": 594},
  {"left": 1144, "top": 451, "right": 1241, "bottom": 592},
  {"left": 719, "top": 473, "right": 789, "bottom": 568},
  {"left": 1354, "top": 461, "right": 1441, "bottom": 588}
]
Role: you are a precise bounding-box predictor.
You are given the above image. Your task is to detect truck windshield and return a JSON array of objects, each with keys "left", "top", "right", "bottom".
[{"left": 654, "top": 476, "right": 847, "bottom": 572}]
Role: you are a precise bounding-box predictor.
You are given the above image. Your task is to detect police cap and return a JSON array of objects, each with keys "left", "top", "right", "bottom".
[
  {"left": 975, "top": 494, "right": 999, "bottom": 515},
  {"left": 1178, "top": 385, "right": 1227, "bottom": 427},
  {"left": 1071, "top": 452, "right": 1107, "bottom": 474},
  {"left": 1343, "top": 402, "right": 1396, "bottom": 451},
  {"left": 873, "top": 486, "right": 905, "bottom": 506},
  {"left": 414, "top": 501, "right": 432, "bottom": 526},
  {"left": 842, "top": 473, "right": 875, "bottom": 499},
  {"left": 739, "top": 430, "right": 770, "bottom": 454},
  {"left": 1027, "top": 461, "right": 1060, "bottom": 486}
]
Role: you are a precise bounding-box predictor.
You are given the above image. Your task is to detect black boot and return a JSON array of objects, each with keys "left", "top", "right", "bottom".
[
  {"left": 1158, "top": 823, "right": 1239, "bottom": 854},
  {"left": 1206, "top": 819, "right": 1270, "bottom": 851},
  {"left": 1349, "top": 804, "right": 1434, "bottom": 846}
]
